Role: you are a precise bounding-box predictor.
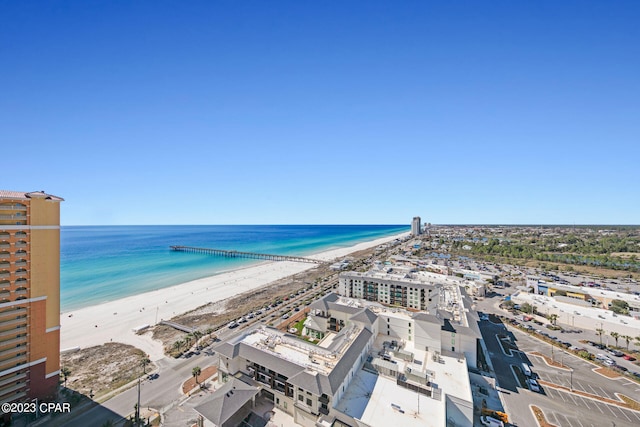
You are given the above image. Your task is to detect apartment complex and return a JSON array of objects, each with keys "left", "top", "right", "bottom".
[
  {"left": 338, "top": 270, "right": 441, "bottom": 311},
  {"left": 205, "top": 292, "right": 478, "bottom": 427},
  {"left": 0, "top": 191, "right": 63, "bottom": 404}
]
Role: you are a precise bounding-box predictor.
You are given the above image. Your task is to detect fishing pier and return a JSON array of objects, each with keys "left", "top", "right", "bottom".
[{"left": 169, "top": 246, "right": 324, "bottom": 264}]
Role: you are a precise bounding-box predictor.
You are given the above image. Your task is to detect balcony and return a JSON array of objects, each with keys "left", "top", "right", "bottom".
[
  {"left": 0, "top": 372, "right": 27, "bottom": 389},
  {"left": 0, "top": 273, "right": 9, "bottom": 280},
  {"left": 0, "top": 336, "right": 27, "bottom": 348},
  {"left": 0, "top": 327, "right": 26, "bottom": 338},
  {"left": 14, "top": 242, "right": 27, "bottom": 248},
  {"left": 14, "top": 261, "right": 26, "bottom": 267},
  {"left": 0, "top": 353, "right": 27, "bottom": 373},
  {"left": 0, "top": 234, "right": 8, "bottom": 240},
  {"left": 319, "top": 406, "right": 330, "bottom": 415},
  {"left": 0, "top": 254, "right": 8, "bottom": 260},
  {"left": 14, "top": 232, "right": 27, "bottom": 238},
  {"left": 14, "top": 270, "right": 27, "bottom": 277},
  {"left": 0, "top": 263, "right": 8, "bottom": 270},
  {"left": 0, "top": 318, "right": 28, "bottom": 328},
  {"left": 0, "top": 244, "right": 9, "bottom": 250},
  {"left": 0, "top": 215, "right": 26, "bottom": 221},
  {"left": 0, "top": 346, "right": 26, "bottom": 358},
  {"left": 319, "top": 394, "right": 330, "bottom": 404},
  {"left": 0, "top": 391, "right": 27, "bottom": 405},
  {"left": 0, "top": 205, "right": 26, "bottom": 212},
  {"left": 0, "top": 308, "right": 27, "bottom": 319},
  {"left": 14, "top": 289, "right": 27, "bottom": 296}
]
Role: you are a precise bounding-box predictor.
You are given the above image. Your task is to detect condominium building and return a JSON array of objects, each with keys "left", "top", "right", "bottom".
[
  {"left": 411, "top": 216, "right": 421, "bottom": 236},
  {"left": 338, "top": 270, "right": 440, "bottom": 311},
  {"left": 0, "top": 191, "right": 63, "bottom": 404}
]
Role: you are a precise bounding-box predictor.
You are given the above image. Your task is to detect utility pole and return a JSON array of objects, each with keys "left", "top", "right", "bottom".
[{"left": 136, "top": 378, "right": 141, "bottom": 426}]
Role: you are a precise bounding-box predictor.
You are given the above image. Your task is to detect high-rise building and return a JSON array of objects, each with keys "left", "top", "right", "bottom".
[
  {"left": 0, "top": 191, "right": 63, "bottom": 404},
  {"left": 411, "top": 216, "right": 421, "bottom": 236}
]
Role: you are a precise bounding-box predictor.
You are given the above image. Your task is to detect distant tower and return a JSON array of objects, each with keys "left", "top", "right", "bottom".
[{"left": 411, "top": 216, "right": 421, "bottom": 236}]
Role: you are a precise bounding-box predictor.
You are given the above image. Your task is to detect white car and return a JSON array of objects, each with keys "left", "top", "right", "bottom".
[
  {"left": 480, "top": 416, "right": 504, "bottom": 427},
  {"left": 527, "top": 378, "right": 541, "bottom": 392}
]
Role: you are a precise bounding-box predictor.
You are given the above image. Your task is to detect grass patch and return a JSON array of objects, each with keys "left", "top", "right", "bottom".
[
  {"left": 531, "top": 405, "right": 557, "bottom": 427},
  {"left": 619, "top": 394, "right": 640, "bottom": 411}
]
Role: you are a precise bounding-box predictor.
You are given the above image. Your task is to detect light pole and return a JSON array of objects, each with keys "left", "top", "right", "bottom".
[{"left": 569, "top": 366, "right": 573, "bottom": 392}]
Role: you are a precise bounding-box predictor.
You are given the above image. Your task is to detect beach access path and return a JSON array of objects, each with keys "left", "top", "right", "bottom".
[{"left": 60, "top": 232, "right": 408, "bottom": 360}]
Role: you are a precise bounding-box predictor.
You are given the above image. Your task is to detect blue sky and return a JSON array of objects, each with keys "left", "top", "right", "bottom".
[{"left": 2, "top": 1, "right": 639, "bottom": 225}]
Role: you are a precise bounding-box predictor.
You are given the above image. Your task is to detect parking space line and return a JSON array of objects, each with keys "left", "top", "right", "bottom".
[
  {"left": 574, "top": 381, "right": 588, "bottom": 392},
  {"left": 615, "top": 406, "right": 632, "bottom": 422},
  {"left": 603, "top": 402, "right": 617, "bottom": 417},
  {"left": 632, "top": 410, "right": 640, "bottom": 422},
  {"left": 578, "top": 396, "right": 592, "bottom": 410},
  {"left": 567, "top": 392, "right": 579, "bottom": 406},
  {"left": 548, "top": 412, "right": 560, "bottom": 426},
  {"left": 575, "top": 417, "right": 584, "bottom": 427},
  {"left": 558, "top": 413, "right": 574, "bottom": 427},
  {"left": 587, "top": 383, "right": 600, "bottom": 396},
  {"left": 597, "top": 386, "right": 613, "bottom": 399},
  {"left": 591, "top": 401, "right": 605, "bottom": 414}
]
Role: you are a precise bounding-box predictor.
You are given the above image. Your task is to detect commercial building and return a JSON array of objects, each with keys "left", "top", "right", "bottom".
[{"left": 0, "top": 191, "right": 63, "bottom": 404}]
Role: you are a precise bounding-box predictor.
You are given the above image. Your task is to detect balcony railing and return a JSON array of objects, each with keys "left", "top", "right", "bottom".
[
  {"left": 0, "top": 372, "right": 27, "bottom": 389},
  {"left": 0, "top": 346, "right": 26, "bottom": 358},
  {"left": 0, "top": 215, "right": 26, "bottom": 220},
  {"left": 0, "top": 273, "right": 9, "bottom": 280},
  {"left": 14, "top": 261, "right": 27, "bottom": 267},
  {"left": 0, "top": 254, "right": 8, "bottom": 260},
  {"left": 14, "top": 243, "right": 27, "bottom": 248},
  {"left": 0, "top": 327, "right": 26, "bottom": 338},
  {"left": 14, "top": 271, "right": 27, "bottom": 277},
  {"left": 0, "top": 336, "right": 27, "bottom": 348},
  {"left": 0, "top": 354, "right": 27, "bottom": 374},
  {"left": 0, "top": 244, "right": 9, "bottom": 250},
  {"left": 0, "top": 205, "right": 27, "bottom": 211}
]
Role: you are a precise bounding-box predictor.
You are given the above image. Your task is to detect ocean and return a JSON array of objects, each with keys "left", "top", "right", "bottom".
[{"left": 60, "top": 225, "right": 408, "bottom": 311}]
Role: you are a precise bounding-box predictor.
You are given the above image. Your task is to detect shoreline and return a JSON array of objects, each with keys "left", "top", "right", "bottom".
[{"left": 60, "top": 232, "right": 408, "bottom": 360}]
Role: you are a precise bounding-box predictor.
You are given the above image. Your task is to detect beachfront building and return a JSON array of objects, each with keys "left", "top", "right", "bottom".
[
  {"left": 205, "top": 292, "right": 477, "bottom": 427},
  {"left": 338, "top": 270, "right": 441, "bottom": 311},
  {"left": 0, "top": 191, "right": 63, "bottom": 404},
  {"left": 411, "top": 216, "right": 421, "bottom": 236}
]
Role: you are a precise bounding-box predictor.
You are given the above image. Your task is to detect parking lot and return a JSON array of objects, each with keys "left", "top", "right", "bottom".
[{"left": 479, "top": 318, "right": 640, "bottom": 427}]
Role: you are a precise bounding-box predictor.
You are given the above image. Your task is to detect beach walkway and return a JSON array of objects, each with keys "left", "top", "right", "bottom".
[{"left": 169, "top": 246, "right": 325, "bottom": 264}]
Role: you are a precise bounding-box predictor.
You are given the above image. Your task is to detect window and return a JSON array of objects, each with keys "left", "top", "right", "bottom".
[
  {"left": 307, "top": 398, "right": 312, "bottom": 406},
  {"left": 298, "top": 395, "right": 304, "bottom": 402}
]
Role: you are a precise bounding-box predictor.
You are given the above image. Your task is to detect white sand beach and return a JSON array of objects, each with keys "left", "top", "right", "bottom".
[{"left": 60, "top": 232, "right": 408, "bottom": 360}]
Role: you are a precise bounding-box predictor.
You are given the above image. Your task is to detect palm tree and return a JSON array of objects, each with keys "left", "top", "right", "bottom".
[
  {"left": 622, "top": 335, "right": 632, "bottom": 351},
  {"left": 635, "top": 336, "right": 640, "bottom": 349},
  {"left": 61, "top": 367, "right": 71, "bottom": 388},
  {"left": 596, "top": 328, "right": 605, "bottom": 345},
  {"left": 549, "top": 314, "right": 558, "bottom": 326},
  {"left": 192, "top": 366, "right": 202, "bottom": 386},
  {"left": 610, "top": 331, "right": 620, "bottom": 348},
  {"left": 141, "top": 355, "right": 150, "bottom": 374}
]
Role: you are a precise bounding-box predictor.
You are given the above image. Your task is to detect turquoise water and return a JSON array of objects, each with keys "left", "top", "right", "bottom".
[{"left": 60, "top": 225, "right": 408, "bottom": 311}]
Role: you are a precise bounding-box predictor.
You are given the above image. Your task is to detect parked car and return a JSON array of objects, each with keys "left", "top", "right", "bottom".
[
  {"left": 527, "top": 378, "right": 541, "bottom": 393},
  {"left": 623, "top": 354, "right": 636, "bottom": 361}
]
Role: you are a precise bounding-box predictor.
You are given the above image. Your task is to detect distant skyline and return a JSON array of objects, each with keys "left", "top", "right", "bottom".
[{"left": 2, "top": 1, "right": 639, "bottom": 225}]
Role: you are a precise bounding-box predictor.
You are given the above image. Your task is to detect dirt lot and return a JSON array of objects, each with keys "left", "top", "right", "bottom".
[{"left": 61, "top": 343, "right": 155, "bottom": 399}]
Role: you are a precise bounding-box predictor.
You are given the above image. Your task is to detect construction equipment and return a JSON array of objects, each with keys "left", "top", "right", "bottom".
[{"left": 481, "top": 400, "right": 509, "bottom": 423}]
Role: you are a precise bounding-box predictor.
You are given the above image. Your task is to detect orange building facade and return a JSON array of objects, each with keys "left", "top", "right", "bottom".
[{"left": 0, "top": 191, "right": 63, "bottom": 404}]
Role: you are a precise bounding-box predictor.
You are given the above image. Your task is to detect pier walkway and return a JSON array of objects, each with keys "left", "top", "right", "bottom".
[{"left": 169, "top": 246, "right": 324, "bottom": 264}]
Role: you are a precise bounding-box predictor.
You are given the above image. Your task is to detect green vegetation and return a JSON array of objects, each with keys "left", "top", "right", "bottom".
[
  {"left": 449, "top": 227, "right": 640, "bottom": 273},
  {"left": 610, "top": 299, "right": 630, "bottom": 315}
]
